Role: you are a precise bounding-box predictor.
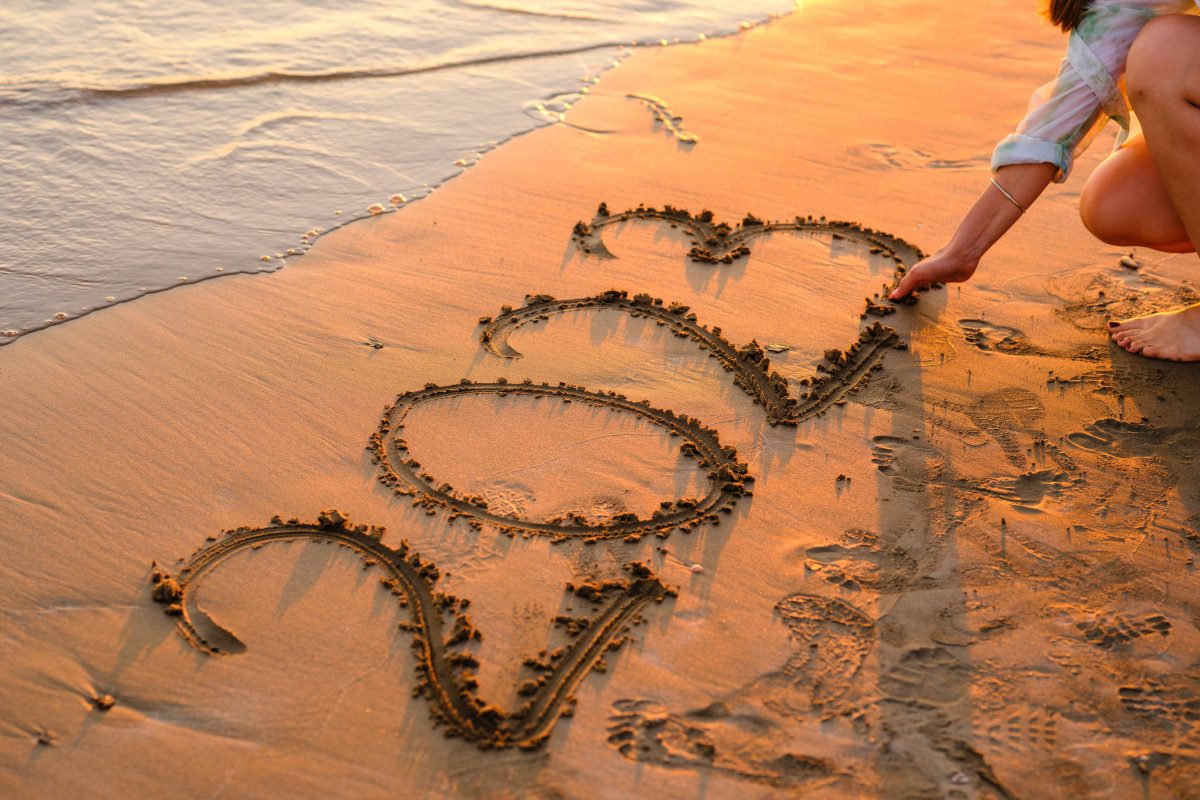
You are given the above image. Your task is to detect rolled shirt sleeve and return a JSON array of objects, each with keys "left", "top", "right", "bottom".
[{"left": 991, "top": 0, "right": 1191, "bottom": 182}]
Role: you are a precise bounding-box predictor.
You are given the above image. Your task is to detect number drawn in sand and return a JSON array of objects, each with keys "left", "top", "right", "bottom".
[
  {"left": 478, "top": 290, "right": 903, "bottom": 425},
  {"left": 149, "top": 203, "right": 939, "bottom": 769},
  {"left": 369, "top": 381, "right": 752, "bottom": 540},
  {"left": 152, "top": 511, "right": 676, "bottom": 750},
  {"left": 571, "top": 204, "right": 927, "bottom": 316}
]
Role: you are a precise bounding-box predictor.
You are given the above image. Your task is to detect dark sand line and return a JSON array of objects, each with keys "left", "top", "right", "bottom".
[
  {"left": 369, "top": 381, "right": 751, "bottom": 541},
  {"left": 151, "top": 511, "right": 676, "bottom": 750},
  {"left": 625, "top": 94, "right": 699, "bottom": 144}
]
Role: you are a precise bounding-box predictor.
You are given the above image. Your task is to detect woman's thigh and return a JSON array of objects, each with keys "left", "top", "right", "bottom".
[{"left": 1079, "top": 133, "right": 1195, "bottom": 253}]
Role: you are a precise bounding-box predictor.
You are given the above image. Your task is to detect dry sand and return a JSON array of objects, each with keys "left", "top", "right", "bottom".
[{"left": 3, "top": 0, "right": 1200, "bottom": 797}]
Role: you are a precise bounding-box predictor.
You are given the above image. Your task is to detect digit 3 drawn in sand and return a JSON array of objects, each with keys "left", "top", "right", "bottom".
[
  {"left": 572, "top": 204, "right": 928, "bottom": 322},
  {"left": 571, "top": 204, "right": 925, "bottom": 292},
  {"left": 369, "top": 381, "right": 752, "bottom": 541},
  {"left": 604, "top": 595, "right": 873, "bottom": 789},
  {"left": 151, "top": 511, "right": 677, "bottom": 751},
  {"left": 477, "top": 290, "right": 903, "bottom": 425}
]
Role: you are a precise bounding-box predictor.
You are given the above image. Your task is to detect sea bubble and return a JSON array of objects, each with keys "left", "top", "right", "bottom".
[
  {"left": 389, "top": 194, "right": 406, "bottom": 205},
  {"left": 689, "top": 563, "right": 704, "bottom": 574},
  {"left": 260, "top": 255, "right": 271, "bottom": 262},
  {"left": 2, "top": 330, "right": 18, "bottom": 337},
  {"left": 368, "top": 203, "right": 385, "bottom": 216},
  {"left": 54, "top": 312, "right": 69, "bottom": 320},
  {"left": 105, "top": 296, "right": 116, "bottom": 302}
]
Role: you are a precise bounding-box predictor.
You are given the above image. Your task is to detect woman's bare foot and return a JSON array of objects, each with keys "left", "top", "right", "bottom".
[{"left": 1108, "top": 302, "right": 1200, "bottom": 361}]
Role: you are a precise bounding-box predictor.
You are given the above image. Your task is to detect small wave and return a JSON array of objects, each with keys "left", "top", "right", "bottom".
[
  {"left": 448, "top": 0, "right": 609, "bottom": 22},
  {"left": 3, "top": 44, "right": 633, "bottom": 107}
]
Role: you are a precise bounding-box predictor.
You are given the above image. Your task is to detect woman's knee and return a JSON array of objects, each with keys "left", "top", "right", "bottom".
[
  {"left": 1079, "top": 176, "right": 1129, "bottom": 245},
  {"left": 1128, "top": 15, "right": 1198, "bottom": 111}
]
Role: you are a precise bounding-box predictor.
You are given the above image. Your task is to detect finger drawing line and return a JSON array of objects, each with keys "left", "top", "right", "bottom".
[
  {"left": 369, "top": 381, "right": 752, "bottom": 540},
  {"left": 478, "top": 290, "right": 902, "bottom": 426},
  {"left": 152, "top": 511, "right": 677, "bottom": 750}
]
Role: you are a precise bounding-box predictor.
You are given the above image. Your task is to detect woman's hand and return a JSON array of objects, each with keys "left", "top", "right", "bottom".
[{"left": 889, "top": 248, "right": 980, "bottom": 300}]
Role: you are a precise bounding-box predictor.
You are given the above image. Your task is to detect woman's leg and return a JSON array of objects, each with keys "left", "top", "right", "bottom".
[
  {"left": 1108, "top": 14, "right": 1200, "bottom": 361},
  {"left": 1080, "top": 134, "right": 1193, "bottom": 254}
]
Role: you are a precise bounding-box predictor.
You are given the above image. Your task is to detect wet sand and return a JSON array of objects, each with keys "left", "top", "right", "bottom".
[{"left": 4, "top": 0, "right": 1200, "bottom": 797}]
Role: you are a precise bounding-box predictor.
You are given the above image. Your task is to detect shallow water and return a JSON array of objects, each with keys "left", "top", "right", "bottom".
[{"left": 0, "top": 0, "right": 795, "bottom": 342}]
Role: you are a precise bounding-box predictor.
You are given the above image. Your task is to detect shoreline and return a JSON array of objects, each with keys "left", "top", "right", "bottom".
[
  {"left": 4, "top": 1, "right": 1200, "bottom": 797},
  {"left": 0, "top": 3, "right": 797, "bottom": 349}
]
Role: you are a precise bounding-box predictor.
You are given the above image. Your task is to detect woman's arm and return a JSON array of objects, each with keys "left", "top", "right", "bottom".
[
  {"left": 890, "top": 163, "right": 1058, "bottom": 299},
  {"left": 890, "top": 1, "right": 1177, "bottom": 300}
]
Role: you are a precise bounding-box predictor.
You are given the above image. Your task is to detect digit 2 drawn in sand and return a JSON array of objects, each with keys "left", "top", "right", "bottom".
[
  {"left": 152, "top": 511, "right": 676, "bottom": 750},
  {"left": 478, "top": 290, "right": 901, "bottom": 425}
]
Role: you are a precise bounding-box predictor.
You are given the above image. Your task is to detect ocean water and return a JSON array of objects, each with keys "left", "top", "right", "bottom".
[{"left": 0, "top": 0, "right": 796, "bottom": 343}]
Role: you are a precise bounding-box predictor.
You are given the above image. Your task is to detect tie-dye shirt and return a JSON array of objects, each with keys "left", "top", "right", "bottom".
[{"left": 992, "top": 0, "right": 1199, "bottom": 181}]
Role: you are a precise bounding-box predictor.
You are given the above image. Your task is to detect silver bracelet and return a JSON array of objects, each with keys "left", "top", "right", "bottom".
[{"left": 991, "top": 177, "right": 1027, "bottom": 214}]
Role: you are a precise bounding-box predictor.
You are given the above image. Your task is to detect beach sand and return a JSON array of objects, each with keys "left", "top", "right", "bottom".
[{"left": 3, "top": 0, "right": 1200, "bottom": 797}]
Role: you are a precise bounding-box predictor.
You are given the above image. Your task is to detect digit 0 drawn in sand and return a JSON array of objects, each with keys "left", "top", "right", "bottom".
[
  {"left": 604, "top": 594, "right": 874, "bottom": 790},
  {"left": 478, "top": 290, "right": 903, "bottom": 425},
  {"left": 625, "top": 94, "right": 698, "bottom": 144},
  {"left": 151, "top": 511, "right": 676, "bottom": 750},
  {"left": 571, "top": 203, "right": 926, "bottom": 314},
  {"left": 369, "top": 381, "right": 752, "bottom": 541}
]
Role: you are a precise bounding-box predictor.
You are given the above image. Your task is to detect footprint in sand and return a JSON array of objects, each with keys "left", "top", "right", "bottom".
[
  {"left": 878, "top": 646, "right": 969, "bottom": 707},
  {"left": 606, "top": 594, "right": 873, "bottom": 787},
  {"left": 978, "top": 705, "right": 1059, "bottom": 756},
  {"left": 1076, "top": 612, "right": 1171, "bottom": 649},
  {"left": 870, "top": 433, "right": 1075, "bottom": 508},
  {"left": 1119, "top": 678, "right": 1200, "bottom": 746},
  {"left": 805, "top": 528, "right": 921, "bottom": 594},
  {"left": 958, "top": 319, "right": 1051, "bottom": 357},
  {"left": 606, "top": 698, "right": 839, "bottom": 789},
  {"left": 1067, "top": 417, "right": 1198, "bottom": 461}
]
